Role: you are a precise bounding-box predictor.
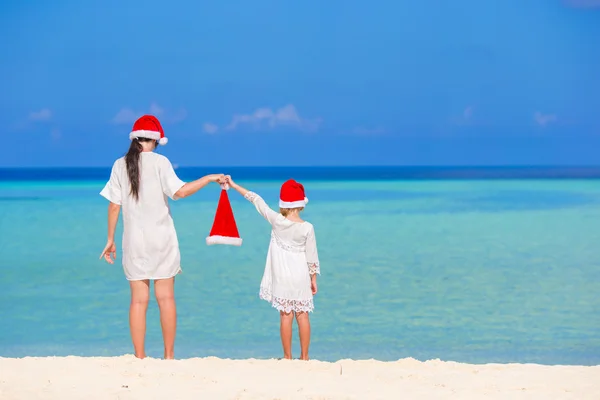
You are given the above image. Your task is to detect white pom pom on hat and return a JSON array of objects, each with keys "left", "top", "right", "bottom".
[{"left": 129, "top": 115, "right": 169, "bottom": 145}]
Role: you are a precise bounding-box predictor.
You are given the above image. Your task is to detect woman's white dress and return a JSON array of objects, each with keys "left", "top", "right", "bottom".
[
  {"left": 244, "top": 191, "right": 321, "bottom": 313},
  {"left": 100, "top": 152, "right": 186, "bottom": 281}
]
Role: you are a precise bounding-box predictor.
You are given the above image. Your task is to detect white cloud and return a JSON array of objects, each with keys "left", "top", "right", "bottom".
[
  {"left": 111, "top": 102, "right": 187, "bottom": 124},
  {"left": 203, "top": 123, "right": 219, "bottom": 134},
  {"left": 168, "top": 109, "right": 188, "bottom": 123},
  {"left": 149, "top": 102, "right": 164, "bottom": 116},
  {"left": 534, "top": 112, "right": 557, "bottom": 127},
  {"left": 225, "top": 104, "right": 321, "bottom": 132},
  {"left": 29, "top": 108, "right": 52, "bottom": 121},
  {"left": 111, "top": 108, "right": 139, "bottom": 124}
]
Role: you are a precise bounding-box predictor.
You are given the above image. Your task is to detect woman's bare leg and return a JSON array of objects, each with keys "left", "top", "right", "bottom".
[
  {"left": 155, "top": 277, "right": 176, "bottom": 359},
  {"left": 129, "top": 279, "right": 150, "bottom": 359},
  {"left": 295, "top": 311, "right": 311, "bottom": 360},
  {"left": 280, "top": 311, "right": 294, "bottom": 359}
]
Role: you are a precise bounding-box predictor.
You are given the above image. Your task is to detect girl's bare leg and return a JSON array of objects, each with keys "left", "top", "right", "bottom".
[
  {"left": 129, "top": 279, "right": 150, "bottom": 359},
  {"left": 154, "top": 277, "right": 177, "bottom": 359},
  {"left": 280, "top": 311, "right": 294, "bottom": 359},
  {"left": 295, "top": 311, "right": 311, "bottom": 360}
]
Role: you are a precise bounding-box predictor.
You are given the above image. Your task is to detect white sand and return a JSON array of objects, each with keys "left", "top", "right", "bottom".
[{"left": 0, "top": 356, "right": 598, "bottom": 399}]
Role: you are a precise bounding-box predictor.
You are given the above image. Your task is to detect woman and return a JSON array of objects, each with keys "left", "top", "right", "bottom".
[{"left": 99, "top": 114, "right": 225, "bottom": 359}]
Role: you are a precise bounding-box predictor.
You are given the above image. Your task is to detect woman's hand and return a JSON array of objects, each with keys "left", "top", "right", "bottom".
[
  {"left": 207, "top": 174, "right": 226, "bottom": 183},
  {"left": 99, "top": 240, "right": 117, "bottom": 264}
]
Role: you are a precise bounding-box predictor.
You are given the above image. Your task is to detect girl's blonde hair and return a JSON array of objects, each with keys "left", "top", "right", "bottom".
[{"left": 279, "top": 207, "right": 304, "bottom": 217}]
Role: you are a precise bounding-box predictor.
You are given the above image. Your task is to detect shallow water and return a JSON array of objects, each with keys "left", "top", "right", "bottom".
[{"left": 1, "top": 178, "right": 599, "bottom": 365}]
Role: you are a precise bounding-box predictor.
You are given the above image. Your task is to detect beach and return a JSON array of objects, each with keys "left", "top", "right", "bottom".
[
  {"left": 2, "top": 176, "right": 600, "bottom": 398},
  {"left": 1, "top": 355, "right": 599, "bottom": 399}
]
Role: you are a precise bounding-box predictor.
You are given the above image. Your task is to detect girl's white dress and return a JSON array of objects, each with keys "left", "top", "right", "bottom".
[
  {"left": 100, "top": 152, "right": 186, "bottom": 281},
  {"left": 244, "top": 191, "right": 321, "bottom": 313}
]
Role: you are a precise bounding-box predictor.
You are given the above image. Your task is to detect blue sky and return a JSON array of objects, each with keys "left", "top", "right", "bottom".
[{"left": 1, "top": 0, "right": 599, "bottom": 167}]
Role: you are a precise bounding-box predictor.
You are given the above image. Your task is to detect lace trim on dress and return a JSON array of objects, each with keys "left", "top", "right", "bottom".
[
  {"left": 259, "top": 287, "right": 314, "bottom": 313},
  {"left": 271, "top": 232, "right": 305, "bottom": 253},
  {"left": 308, "top": 262, "right": 320, "bottom": 275},
  {"left": 244, "top": 191, "right": 258, "bottom": 202}
]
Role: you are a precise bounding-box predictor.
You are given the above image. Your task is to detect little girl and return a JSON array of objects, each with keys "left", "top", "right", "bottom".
[{"left": 226, "top": 176, "right": 320, "bottom": 360}]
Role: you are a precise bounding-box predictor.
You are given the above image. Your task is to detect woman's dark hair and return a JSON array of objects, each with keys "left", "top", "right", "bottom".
[{"left": 125, "top": 137, "right": 156, "bottom": 201}]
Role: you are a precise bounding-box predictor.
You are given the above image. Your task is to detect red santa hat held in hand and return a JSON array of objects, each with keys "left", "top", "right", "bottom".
[
  {"left": 206, "top": 183, "right": 243, "bottom": 246},
  {"left": 279, "top": 179, "right": 309, "bottom": 208},
  {"left": 129, "top": 114, "right": 169, "bottom": 145}
]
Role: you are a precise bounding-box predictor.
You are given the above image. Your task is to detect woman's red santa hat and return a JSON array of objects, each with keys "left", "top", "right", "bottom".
[
  {"left": 279, "top": 179, "right": 309, "bottom": 208},
  {"left": 129, "top": 114, "right": 169, "bottom": 145},
  {"left": 206, "top": 183, "right": 243, "bottom": 246}
]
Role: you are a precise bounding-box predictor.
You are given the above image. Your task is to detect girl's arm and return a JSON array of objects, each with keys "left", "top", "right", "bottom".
[
  {"left": 227, "top": 176, "right": 279, "bottom": 225},
  {"left": 306, "top": 225, "right": 321, "bottom": 276},
  {"left": 306, "top": 225, "right": 320, "bottom": 295}
]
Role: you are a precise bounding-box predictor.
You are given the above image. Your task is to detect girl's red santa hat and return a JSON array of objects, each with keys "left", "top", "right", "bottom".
[
  {"left": 206, "top": 183, "right": 243, "bottom": 246},
  {"left": 279, "top": 179, "right": 309, "bottom": 208},
  {"left": 129, "top": 114, "right": 169, "bottom": 145}
]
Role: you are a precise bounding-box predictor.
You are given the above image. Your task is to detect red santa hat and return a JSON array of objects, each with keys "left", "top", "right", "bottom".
[
  {"left": 206, "top": 183, "right": 243, "bottom": 246},
  {"left": 279, "top": 179, "right": 309, "bottom": 208},
  {"left": 129, "top": 114, "right": 168, "bottom": 145}
]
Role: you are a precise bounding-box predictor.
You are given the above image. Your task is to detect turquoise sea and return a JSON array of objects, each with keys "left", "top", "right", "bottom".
[{"left": 1, "top": 167, "right": 599, "bottom": 365}]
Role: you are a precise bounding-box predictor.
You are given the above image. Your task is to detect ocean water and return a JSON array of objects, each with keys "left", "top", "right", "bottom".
[{"left": 1, "top": 167, "right": 599, "bottom": 365}]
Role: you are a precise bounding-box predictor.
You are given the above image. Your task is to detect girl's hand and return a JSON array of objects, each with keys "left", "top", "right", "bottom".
[
  {"left": 99, "top": 240, "right": 117, "bottom": 264},
  {"left": 311, "top": 277, "right": 318, "bottom": 295},
  {"left": 225, "top": 175, "right": 236, "bottom": 188}
]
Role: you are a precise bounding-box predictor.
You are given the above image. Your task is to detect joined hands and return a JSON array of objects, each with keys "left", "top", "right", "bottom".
[{"left": 207, "top": 174, "right": 228, "bottom": 184}]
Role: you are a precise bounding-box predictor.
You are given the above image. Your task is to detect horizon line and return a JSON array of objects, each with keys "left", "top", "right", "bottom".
[{"left": 2, "top": 165, "right": 600, "bottom": 169}]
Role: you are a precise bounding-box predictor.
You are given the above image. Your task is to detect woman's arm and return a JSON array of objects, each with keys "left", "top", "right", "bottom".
[
  {"left": 100, "top": 201, "right": 121, "bottom": 264},
  {"left": 175, "top": 174, "right": 225, "bottom": 199},
  {"left": 99, "top": 161, "right": 122, "bottom": 264},
  {"left": 107, "top": 202, "right": 121, "bottom": 242},
  {"left": 158, "top": 156, "right": 225, "bottom": 200}
]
